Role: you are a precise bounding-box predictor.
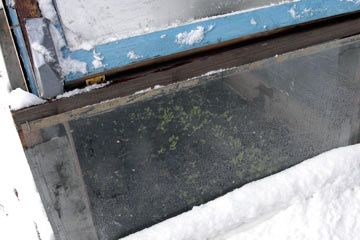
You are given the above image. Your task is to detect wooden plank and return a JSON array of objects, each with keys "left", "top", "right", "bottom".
[
  {"left": 0, "top": 10, "right": 28, "bottom": 91},
  {"left": 12, "top": 11, "right": 360, "bottom": 127}
]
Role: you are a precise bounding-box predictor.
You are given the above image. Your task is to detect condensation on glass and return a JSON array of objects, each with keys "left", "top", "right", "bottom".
[
  {"left": 22, "top": 35, "right": 360, "bottom": 240},
  {"left": 54, "top": 0, "right": 297, "bottom": 50}
]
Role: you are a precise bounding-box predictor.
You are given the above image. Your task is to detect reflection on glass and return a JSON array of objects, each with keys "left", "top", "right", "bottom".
[
  {"left": 24, "top": 36, "right": 360, "bottom": 240},
  {"left": 55, "top": 0, "right": 296, "bottom": 49}
]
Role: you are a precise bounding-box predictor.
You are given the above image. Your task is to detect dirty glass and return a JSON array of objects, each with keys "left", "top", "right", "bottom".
[
  {"left": 23, "top": 35, "right": 360, "bottom": 240},
  {"left": 55, "top": 0, "right": 296, "bottom": 49}
]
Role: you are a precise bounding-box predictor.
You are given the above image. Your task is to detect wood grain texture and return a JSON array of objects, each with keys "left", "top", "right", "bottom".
[{"left": 12, "top": 11, "right": 360, "bottom": 127}]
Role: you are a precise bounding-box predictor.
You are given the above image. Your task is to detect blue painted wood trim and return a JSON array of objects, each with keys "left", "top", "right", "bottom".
[
  {"left": 7, "top": 0, "right": 360, "bottom": 87},
  {"left": 61, "top": 0, "right": 360, "bottom": 82},
  {"left": 6, "top": 7, "right": 39, "bottom": 96}
]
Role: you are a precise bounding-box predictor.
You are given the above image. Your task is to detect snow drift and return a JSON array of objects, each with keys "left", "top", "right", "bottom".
[{"left": 122, "top": 144, "right": 360, "bottom": 240}]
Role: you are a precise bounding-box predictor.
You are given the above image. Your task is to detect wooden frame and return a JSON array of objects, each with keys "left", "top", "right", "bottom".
[
  {"left": 13, "top": 11, "right": 360, "bottom": 239},
  {"left": 4, "top": 0, "right": 360, "bottom": 88},
  {"left": 12, "top": 10, "right": 360, "bottom": 128},
  {"left": 38, "top": 0, "right": 360, "bottom": 82}
]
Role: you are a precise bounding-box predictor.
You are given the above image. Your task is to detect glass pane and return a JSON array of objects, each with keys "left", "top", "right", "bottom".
[
  {"left": 23, "top": 35, "right": 360, "bottom": 240},
  {"left": 55, "top": 0, "right": 296, "bottom": 49}
]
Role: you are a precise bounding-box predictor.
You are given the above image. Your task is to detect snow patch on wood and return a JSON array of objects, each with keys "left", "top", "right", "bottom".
[
  {"left": 127, "top": 51, "right": 143, "bottom": 60},
  {"left": 250, "top": 18, "right": 257, "bottom": 25},
  {"left": 49, "top": 25, "right": 88, "bottom": 77},
  {"left": 92, "top": 50, "right": 105, "bottom": 69},
  {"left": 288, "top": 4, "right": 301, "bottom": 19},
  {"left": 176, "top": 26, "right": 205, "bottom": 45},
  {"left": 134, "top": 85, "right": 164, "bottom": 95},
  {"left": 56, "top": 82, "right": 110, "bottom": 99},
  {"left": 8, "top": 89, "right": 46, "bottom": 111}
]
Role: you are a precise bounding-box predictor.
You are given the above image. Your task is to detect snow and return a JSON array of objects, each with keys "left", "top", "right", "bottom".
[
  {"left": 7, "top": 88, "right": 46, "bottom": 111},
  {"left": 25, "top": 18, "right": 47, "bottom": 49},
  {"left": 0, "top": 105, "right": 54, "bottom": 240},
  {"left": 207, "top": 24, "right": 215, "bottom": 31},
  {"left": 5, "top": 0, "right": 15, "bottom": 8},
  {"left": 58, "top": 56, "right": 88, "bottom": 77},
  {"left": 198, "top": 67, "right": 236, "bottom": 78},
  {"left": 289, "top": 5, "right": 301, "bottom": 19},
  {"left": 4, "top": 1, "right": 360, "bottom": 238},
  {"left": 35, "top": 1, "right": 88, "bottom": 77},
  {"left": 251, "top": 18, "right": 257, "bottom": 25},
  {"left": 48, "top": 24, "right": 88, "bottom": 77},
  {"left": 347, "top": 0, "right": 360, "bottom": 4},
  {"left": 0, "top": 53, "right": 53, "bottom": 239},
  {"left": 31, "top": 42, "right": 55, "bottom": 63},
  {"left": 0, "top": 104, "right": 54, "bottom": 240},
  {"left": 92, "top": 50, "right": 105, "bottom": 69},
  {"left": 134, "top": 85, "right": 163, "bottom": 95},
  {"left": 121, "top": 144, "right": 360, "bottom": 240},
  {"left": 37, "top": 0, "right": 58, "bottom": 23},
  {"left": 127, "top": 51, "right": 143, "bottom": 60},
  {"left": 176, "top": 26, "right": 205, "bottom": 45},
  {"left": 56, "top": 82, "right": 110, "bottom": 99},
  {"left": 303, "top": 7, "right": 312, "bottom": 14},
  {"left": 54, "top": 0, "right": 299, "bottom": 51}
]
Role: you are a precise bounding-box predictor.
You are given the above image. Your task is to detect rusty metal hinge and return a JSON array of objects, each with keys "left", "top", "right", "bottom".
[{"left": 85, "top": 75, "right": 106, "bottom": 86}]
